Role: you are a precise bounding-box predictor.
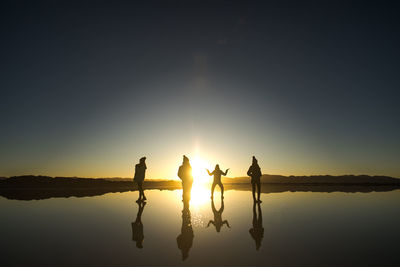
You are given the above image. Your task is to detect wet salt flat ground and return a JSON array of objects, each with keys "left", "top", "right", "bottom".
[{"left": 1, "top": 188, "right": 400, "bottom": 267}]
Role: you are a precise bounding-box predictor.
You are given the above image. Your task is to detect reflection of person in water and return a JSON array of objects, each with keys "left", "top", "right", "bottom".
[
  {"left": 206, "top": 164, "right": 229, "bottom": 199},
  {"left": 178, "top": 155, "right": 193, "bottom": 203},
  {"left": 176, "top": 204, "right": 194, "bottom": 261},
  {"left": 133, "top": 157, "right": 147, "bottom": 202},
  {"left": 249, "top": 202, "right": 264, "bottom": 251},
  {"left": 247, "top": 156, "right": 262, "bottom": 203},
  {"left": 131, "top": 200, "right": 146, "bottom": 249},
  {"left": 207, "top": 198, "right": 230, "bottom": 233}
]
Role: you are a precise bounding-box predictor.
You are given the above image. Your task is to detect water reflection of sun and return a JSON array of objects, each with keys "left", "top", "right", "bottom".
[
  {"left": 190, "top": 183, "right": 210, "bottom": 208},
  {"left": 174, "top": 183, "right": 210, "bottom": 209}
]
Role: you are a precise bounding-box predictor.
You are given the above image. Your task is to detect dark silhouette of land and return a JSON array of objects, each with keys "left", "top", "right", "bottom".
[{"left": 0, "top": 174, "right": 399, "bottom": 200}]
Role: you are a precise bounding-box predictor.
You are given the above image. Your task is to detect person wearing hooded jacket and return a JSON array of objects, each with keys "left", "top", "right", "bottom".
[
  {"left": 247, "top": 156, "right": 262, "bottom": 203},
  {"left": 134, "top": 157, "right": 147, "bottom": 202},
  {"left": 178, "top": 155, "right": 193, "bottom": 203}
]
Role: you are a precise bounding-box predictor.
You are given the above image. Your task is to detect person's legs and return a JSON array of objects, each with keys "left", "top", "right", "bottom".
[
  {"left": 137, "top": 182, "right": 143, "bottom": 201},
  {"left": 141, "top": 181, "right": 147, "bottom": 200},
  {"left": 256, "top": 181, "right": 261, "bottom": 202},
  {"left": 182, "top": 181, "right": 186, "bottom": 202},
  {"left": 211, "top": 182, "right": 216, "bottom": 199},
  {"left": 187, "top": 180, "right": 193, "bottom": 201},
  {"left": 182, "top": 180, "right": 193, "bottom": 202},
  {"left": 219, "top": 183, "right": 224, "bottom": 198},
  {"left": 251, "top": 181, "right": 256, "bottom": 202}
]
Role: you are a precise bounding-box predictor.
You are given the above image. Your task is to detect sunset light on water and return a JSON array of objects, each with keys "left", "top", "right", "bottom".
[
  {"left": 175, "top": 184, "right": 210, "bottom": 208},
  {"left": 2, "top": 1, "right": 400, "bottom": 266}
]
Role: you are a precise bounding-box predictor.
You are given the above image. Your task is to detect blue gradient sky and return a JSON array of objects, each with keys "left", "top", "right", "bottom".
[{"left": 1, "top": 1, "right": 399, "bottom": 178}]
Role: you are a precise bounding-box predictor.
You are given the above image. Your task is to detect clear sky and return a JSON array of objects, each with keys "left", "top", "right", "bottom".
[{"left": 1, "top": 1, "right": 399, "bottom": 179}]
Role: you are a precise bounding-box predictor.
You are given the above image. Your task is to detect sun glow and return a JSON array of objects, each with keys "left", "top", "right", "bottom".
[
  {"left": 190, "top": 156, "right": 212, "bottom": 207},
  {"left": 191, "top": 156, "right": 212, "bottom": 185}
]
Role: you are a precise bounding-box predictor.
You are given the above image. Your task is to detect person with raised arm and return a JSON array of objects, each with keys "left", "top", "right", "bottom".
[{"left": 206, "top": 164, "right": 229, "bottom": 199}]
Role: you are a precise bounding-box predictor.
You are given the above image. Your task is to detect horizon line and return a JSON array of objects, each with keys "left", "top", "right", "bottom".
[{"left": 2, "top": 173, "right": 399, "bottom": 180}]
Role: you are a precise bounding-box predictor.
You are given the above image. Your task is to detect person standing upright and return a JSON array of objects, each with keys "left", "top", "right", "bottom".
[
  {"left": 247, "top": 156, "right": 262, "bottom": 203},
  {"left": 134, "top": 157, "right": 147, "bottom": 202},
  {"left": 178, "top": 155, "right": 193, "bottom": 204},
  {"left": 178, "top": 155, "right": 193, "bottom": 205}
]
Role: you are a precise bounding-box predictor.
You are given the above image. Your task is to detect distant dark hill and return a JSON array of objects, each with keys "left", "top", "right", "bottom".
[
  {"left": 223, "top": 174, "right": 400, "bottom": 185},
  {"left": 0, "top": 174, "right": 399, "bottom": 201},
  {"left": 0, "top": 175, "right": 181, "bottom": 189},
  {"left": 0, "top": 176, "right": 127, "bottom": 188},
  {"left": 0, "top": 175, "right": 180, "bottom": 201}
]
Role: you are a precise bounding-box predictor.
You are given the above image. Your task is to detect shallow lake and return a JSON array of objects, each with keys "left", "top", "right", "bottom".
[{"left": 1, "top": 187, "right": 399, "bottom": 266}]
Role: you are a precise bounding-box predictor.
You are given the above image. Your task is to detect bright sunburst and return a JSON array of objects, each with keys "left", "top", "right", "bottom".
[{"left": 191, "top": 156, "right": 212, "bottom": 185}]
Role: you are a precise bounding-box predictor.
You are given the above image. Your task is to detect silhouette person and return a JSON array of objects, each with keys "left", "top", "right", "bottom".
[
  {"left": 131, "top": 200, "right": 146, "bottom": 249},
  {"left": 207, "top": 198, "right": 230, "bottom": 233},
  {"left": 133, "top": 157, "right": 147, "bottom": 202},
  {"left": 178, "top": 155, "right": 193, "bottom": 203},
  {"left": 177, "top": 204, "right": 194, "bottom": 261},
  {"left": 206, "top": 164, "right": 229, "bottom": 199},
  {"left": 247, "top": 156, "right": 262, "bottom": 203},
  {"left": 249, "top": 201, "right": 264, "bottom": 251}
]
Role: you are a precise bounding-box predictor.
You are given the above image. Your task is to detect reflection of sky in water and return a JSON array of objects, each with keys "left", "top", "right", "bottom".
[{"left": 1, "top": 189, "right": 400, "bottom": 266}]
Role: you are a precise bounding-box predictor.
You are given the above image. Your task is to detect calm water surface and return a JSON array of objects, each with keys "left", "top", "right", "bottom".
[{"left": 1, "top": 188, "right": 399, "bottom": 266}]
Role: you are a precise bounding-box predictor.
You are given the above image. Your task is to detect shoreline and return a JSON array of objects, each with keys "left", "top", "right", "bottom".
[
  {"left": 1, "top": 183, "right": 399, "bottom": 201},
  {"left": 1, "top": 174, "right": 399, "bottom": 200}
]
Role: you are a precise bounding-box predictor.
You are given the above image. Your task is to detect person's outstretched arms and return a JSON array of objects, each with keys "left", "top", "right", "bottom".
[
  {"left": 206, "top": 169, "right": 213, "bottom": 176},
  {"left": 222, "top": 168, "right": 229, "bottom": 176}
]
